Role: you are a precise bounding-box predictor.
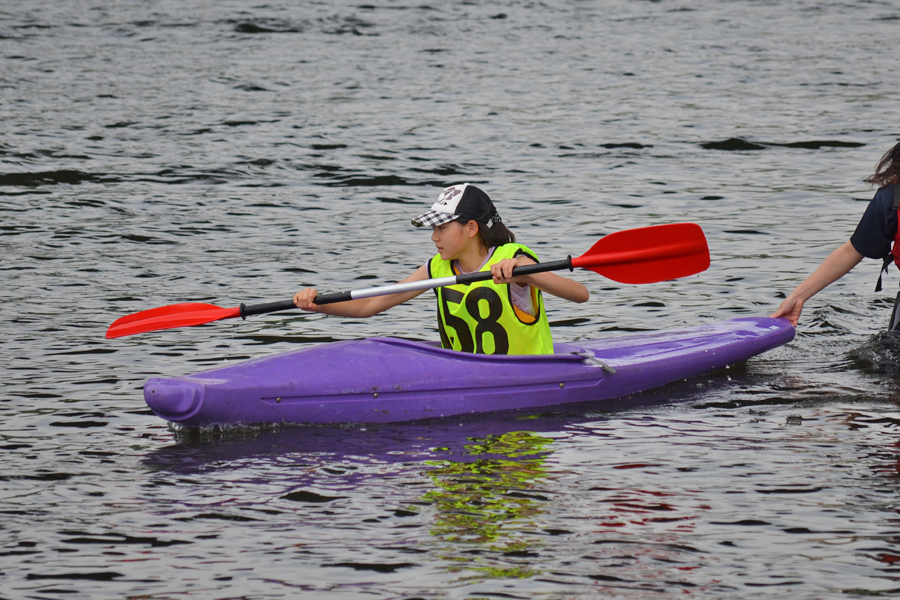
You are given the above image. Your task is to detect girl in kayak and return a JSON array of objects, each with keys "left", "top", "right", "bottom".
[
  {"left": 771, "top": 141, "right": 900, "bottom": 326},
  {"left": 293, "top": 184, "right": 589, "bottom": 355}
]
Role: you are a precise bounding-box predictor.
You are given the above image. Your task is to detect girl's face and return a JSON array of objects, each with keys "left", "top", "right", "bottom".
[{"left": 431, "top": 220, "right": 478, "bottom": 261}]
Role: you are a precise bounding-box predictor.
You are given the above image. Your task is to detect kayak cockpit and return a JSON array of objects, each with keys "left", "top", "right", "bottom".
[{"left": 368, "top": 337, "right": 598, "bottom": 365}]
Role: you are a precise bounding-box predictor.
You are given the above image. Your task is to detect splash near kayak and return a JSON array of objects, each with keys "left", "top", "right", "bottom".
[{"left": 143, "top": 317, "right": 794, "bottom": 427}]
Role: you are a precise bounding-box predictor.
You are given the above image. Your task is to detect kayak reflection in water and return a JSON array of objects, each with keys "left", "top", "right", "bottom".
[
  {"left": 772, "top": 142, "right": 900, "bottom": 327},
  {"left": 293, "top": 184, "right": 589, "bottom": 355}
]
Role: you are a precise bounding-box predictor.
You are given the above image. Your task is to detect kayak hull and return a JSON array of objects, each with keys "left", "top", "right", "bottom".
[{"left": 143, "top": 317, "right": 794, "bottom": 427}]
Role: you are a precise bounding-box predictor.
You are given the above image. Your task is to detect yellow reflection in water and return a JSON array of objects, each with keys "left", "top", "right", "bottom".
[{"left": 421, "top": 430, "right": 554, "bottom": 578}]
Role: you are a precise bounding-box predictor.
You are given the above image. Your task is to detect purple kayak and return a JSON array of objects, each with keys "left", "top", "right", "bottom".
[{"left": 144, "top": 317, "right": 794, "bottom": 427}]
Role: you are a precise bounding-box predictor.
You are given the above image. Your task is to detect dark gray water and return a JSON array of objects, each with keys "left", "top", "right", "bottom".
[{"left": 3, "top": 1, "right": 900, "bottom": 597}]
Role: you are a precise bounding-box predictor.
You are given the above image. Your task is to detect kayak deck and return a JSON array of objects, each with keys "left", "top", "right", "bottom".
[{"left": 144, "top": 317, "right": 794, "bottom": 427}]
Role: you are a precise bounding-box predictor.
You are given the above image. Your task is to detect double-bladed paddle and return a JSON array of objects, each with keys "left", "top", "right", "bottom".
[{"left": 106, "top": 222, "right": 709, "bottom": 339}]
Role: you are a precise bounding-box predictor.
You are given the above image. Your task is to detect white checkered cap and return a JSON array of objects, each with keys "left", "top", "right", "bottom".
[
  {"left": 411, "top": 184, "right": 470, "bottom": 228},
  {"left": 410, "top": 210, "right": 460, "bottom": 228}
]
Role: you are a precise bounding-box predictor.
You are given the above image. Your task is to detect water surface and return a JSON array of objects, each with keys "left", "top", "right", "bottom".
[{"left": 3, "top": 0, "right": 900, "bottom": 597}]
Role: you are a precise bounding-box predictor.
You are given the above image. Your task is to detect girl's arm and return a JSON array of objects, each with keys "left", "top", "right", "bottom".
[
  {"left": 294, "top": 264, "right": 431, "bottom": 317},
  {"left": 770, "top": 240, "right": 864, "bottom": 327},
  {"left": 492, "top": 256, "right": 590, "bottom": 303}
]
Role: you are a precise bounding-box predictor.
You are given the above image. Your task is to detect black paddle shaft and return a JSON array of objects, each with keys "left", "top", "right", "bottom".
[
  {"left": 238, "top": 257, "right": 573, "bottom": 317},
  {"left": 454, "top": 257, "right": 573, "bottom": 286},
  {"left": 239, "top": 299, "right": 298, "bottom": 318}
]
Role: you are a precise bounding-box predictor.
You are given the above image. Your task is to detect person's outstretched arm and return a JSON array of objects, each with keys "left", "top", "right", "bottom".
[{"left": 770, "top": 240, "right": 864, "bottom": 326}]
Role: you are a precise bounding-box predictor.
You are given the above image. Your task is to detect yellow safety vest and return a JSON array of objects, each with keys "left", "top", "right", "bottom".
[{"left": 428, "top": 243, "right": 554, "bottom": 355}]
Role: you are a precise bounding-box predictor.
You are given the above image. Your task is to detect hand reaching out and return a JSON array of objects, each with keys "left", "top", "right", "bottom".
[{"left": 770, "top": 296, "right": 804, "bottom": 327}]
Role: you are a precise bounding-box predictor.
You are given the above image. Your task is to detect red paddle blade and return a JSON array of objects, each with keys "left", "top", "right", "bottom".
[
  {"left": 106, "top": 303, "right": 242, "bottom": 339},
  {"left": 572, "top": 223, "right": 710, "bottom": 284}
]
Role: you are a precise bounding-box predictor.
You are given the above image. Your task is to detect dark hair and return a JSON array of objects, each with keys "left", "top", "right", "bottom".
[
  {"left": 866, "top": 141, "right": 900, "bottom": 187},
  {"left": 460, "top": 218, "right": 515, "bottom": 248}
]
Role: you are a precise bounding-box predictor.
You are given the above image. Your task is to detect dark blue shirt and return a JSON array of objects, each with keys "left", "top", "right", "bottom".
[{"left": 850, "top": 184, "right": 898, "bottom": 260}]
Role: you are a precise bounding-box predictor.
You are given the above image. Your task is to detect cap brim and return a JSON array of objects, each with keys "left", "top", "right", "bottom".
[{"left": 411, "top": 210, "right": 460, "bottom": 228}]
